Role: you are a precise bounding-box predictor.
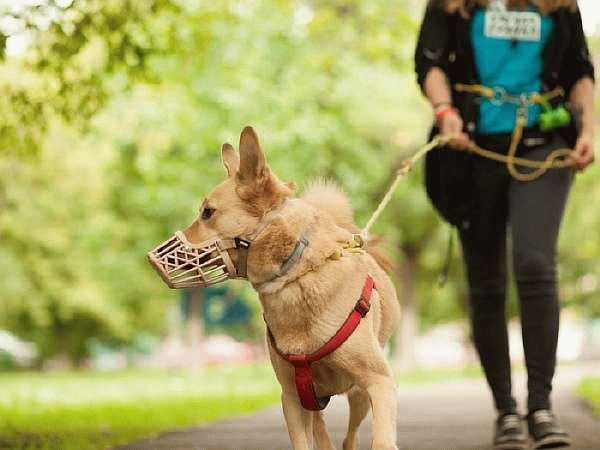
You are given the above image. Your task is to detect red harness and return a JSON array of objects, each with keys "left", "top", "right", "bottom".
[{"left": 267, "top": 275, "right": 375, "bottom": 411}]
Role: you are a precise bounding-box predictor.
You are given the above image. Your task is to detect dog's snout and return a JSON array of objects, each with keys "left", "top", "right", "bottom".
[{"left": 182, "top": 221, "right": 201, "bottom": 244}]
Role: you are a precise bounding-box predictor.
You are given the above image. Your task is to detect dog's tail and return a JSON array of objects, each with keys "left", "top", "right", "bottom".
[
  {"left": 302, "top": 179, "right": 396, "bottom": 274},
  {"left": 302, "top": 179, "right": 355, "bottom": 230}
]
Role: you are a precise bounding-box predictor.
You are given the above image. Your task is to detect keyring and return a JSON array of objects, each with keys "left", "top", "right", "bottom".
[{"left": 490, "top": 87, "right": 507, "bottom": 106}]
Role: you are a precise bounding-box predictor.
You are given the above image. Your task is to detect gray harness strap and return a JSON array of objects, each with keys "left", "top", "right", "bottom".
[{"left": 276, "top": 231, "right": 309, "bottom": 279}]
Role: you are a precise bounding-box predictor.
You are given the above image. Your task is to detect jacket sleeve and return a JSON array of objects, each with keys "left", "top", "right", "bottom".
[
  {"left": 414, "top": 3, "right": 452, "bottom": 92},
  {"left": 559, "top": 7, "right": 595, "bottom": 97}
]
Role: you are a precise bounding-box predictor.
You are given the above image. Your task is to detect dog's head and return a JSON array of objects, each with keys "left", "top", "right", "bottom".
[
  {"left": 147, "top": 126, "right": 299, "bottom": 288},
  {"left": 183, "top": 126, "right": 295, "bottom": 245}
]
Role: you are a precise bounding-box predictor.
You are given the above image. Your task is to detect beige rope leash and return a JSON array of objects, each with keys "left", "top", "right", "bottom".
[
  {"left": 360, "top": 135, "right": 453, "bottom": 239},
  {"left": 359, "top": 130, "right": 575, "bottom": 239},
  {"left": 469, "top": 140, "right": 572, "bottom": 170},
  {"left": 471, "top": 116, "right": 573, "bottom": 182},
  {"left": 454, "top": 84, "right": 573, "bottom": 181}
]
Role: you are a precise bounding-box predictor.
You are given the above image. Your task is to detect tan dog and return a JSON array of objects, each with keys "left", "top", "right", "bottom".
[{"left": 183, "top": 127, "right": 401, "bottom": 450}]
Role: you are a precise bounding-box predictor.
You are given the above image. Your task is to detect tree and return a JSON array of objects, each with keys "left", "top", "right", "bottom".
[{"left": 0, "top": 0, "right": 597, "bottom": 365}]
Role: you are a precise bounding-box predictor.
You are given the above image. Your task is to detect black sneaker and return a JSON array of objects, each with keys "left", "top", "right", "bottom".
[
  {"left": 527, "top": 409, "right": 571, "bottom": 449},
  {"left": 494, "top": 413, "right": 528, "bottom": 450}
]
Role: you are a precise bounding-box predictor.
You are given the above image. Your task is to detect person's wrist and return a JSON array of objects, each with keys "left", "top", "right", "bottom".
[
  {"left": 435, "top": 104, "right": 458, "bottom": 126},
  {"left": 433, "top": 101, "right": 452, "bottom": 110},
  {"left": 579, "top": 127, "right": 595, "bottom": 139}
]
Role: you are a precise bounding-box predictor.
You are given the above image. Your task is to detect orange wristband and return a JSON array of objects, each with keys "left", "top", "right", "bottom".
[{"left": 435, "top": 105, "right": 458, "bottom": 124}]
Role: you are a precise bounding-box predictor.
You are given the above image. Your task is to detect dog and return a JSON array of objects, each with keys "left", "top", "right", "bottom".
[{"left": 166, "top": 126, "right": 400, "bottom": 450}]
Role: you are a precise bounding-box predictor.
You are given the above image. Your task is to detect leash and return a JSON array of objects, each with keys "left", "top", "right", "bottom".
[
  {"left": 360, "top": 135, "right": 452, "bottom": 239},
  {"left": 272, "top": 88, "right": 574, "bottom": 409},
  {"left": 454, "top": 84, "right": 573, "bottom": 182},
  {"left": 359, "top": 100, "right": 576, "bottom": 240}
]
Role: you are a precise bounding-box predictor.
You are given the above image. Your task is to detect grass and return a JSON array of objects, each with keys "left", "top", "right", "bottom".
[
  {"left": 0, "top": 364, "right": 280, "bottom": 450},
  {"left": 0, "top": 361, "right": 494, "bottom": 449},
  {"left": 577, "top": 377, "right": 600, "bottom": 416}
]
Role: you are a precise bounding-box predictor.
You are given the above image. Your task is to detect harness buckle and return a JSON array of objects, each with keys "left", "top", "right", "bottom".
[
  {"left": 351, "top": 233, "right": 364, "bottom": 249},
  {"left": 354, "top": 298, "right": 370, "bottom": 318},
  {"left": 234, "top": 237, "right": 250, "bottom": 249}
]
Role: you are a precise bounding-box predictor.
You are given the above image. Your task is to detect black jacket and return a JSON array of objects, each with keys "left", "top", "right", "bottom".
[
  {"left": 415, "top": 3, "right": 595, "bottom": 140},
  {"left": 414, "top": 3, "right": 595, "bottom": 226}
]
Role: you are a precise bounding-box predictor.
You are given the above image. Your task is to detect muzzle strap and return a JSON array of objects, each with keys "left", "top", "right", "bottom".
[{"left": 234, "top": 238, "right": 251, "bottom": 278}]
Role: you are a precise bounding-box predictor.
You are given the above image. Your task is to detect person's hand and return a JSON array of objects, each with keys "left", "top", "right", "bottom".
[
  {"left": 436, "top": 107, "right": 471, "bottom": 150},
  {"left": 570, "top": 131, "right": 595, "bottom": 171}
]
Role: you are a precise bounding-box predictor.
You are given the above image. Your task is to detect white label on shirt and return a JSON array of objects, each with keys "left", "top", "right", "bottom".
[{"left": 485, "top": 11, "right": 542, "bottom": 41}]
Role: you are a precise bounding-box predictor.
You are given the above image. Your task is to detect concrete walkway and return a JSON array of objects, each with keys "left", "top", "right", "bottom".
[{"left": 119, "top": 363, "right": 600, "bottom": 450}]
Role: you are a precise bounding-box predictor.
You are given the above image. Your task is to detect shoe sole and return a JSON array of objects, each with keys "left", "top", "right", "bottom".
[
  {"left": 533, "top": 435, "right": 572, "bottom": 449},
  {"left": 494, "top": 442, "right": 528, "bottom": 450}
]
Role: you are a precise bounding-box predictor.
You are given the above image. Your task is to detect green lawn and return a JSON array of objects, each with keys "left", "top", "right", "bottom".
[
  {"left": 578, "top": 377, "right": 600, "bottom": 416},
  {"left": 0, "top": 361, "right": 493, "bottom": 450},
  {"left": 0, "top": 364, "right": 280, "bottom": 450}
]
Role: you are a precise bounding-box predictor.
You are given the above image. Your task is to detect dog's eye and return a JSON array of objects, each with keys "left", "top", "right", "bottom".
[{"left": 201, "top": 207, "right": 215, "bottom": 220}]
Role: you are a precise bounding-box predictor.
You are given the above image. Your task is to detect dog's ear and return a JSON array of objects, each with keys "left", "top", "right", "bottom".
[
  {"left": 221, "top": 143, "right": 239, "bottom": 178},
  {"left": 238, "top": 126, "right": 268, "bottom": 187}
]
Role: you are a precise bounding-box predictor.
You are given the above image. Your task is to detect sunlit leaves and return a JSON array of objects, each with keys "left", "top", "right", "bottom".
[{"left": 0, "top": 0, "right": 598, "bottom": 364}]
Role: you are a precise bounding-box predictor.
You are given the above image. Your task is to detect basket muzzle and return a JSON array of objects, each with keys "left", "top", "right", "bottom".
[{"left": 147, "top": 231, "right": 250, "bottom": 289}]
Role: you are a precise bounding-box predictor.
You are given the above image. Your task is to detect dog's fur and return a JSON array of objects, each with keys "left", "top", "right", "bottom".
[{"left": 184, "top": 127, "right": 401, "bottom": 450}]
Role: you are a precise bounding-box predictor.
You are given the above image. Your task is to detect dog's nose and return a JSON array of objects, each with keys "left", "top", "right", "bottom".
[{"left": 182, "top": 223, "right": 200, "bottom": 244}]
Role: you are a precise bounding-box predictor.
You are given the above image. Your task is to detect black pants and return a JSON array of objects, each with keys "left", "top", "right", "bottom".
[{"left": 459, "top": 131, "right": 573, "bottom": 413}]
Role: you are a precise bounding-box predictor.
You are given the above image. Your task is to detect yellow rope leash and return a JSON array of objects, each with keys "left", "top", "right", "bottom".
[
  {"left": 360, "top": 135, "right": 454, "bottom": 238},
  {"left": 454, "top": 84, "right": 565, "bottom": 103},
  {"left": 454, "top": 83, "right": 573, "bottom": 181},
  {"left": 359, "top": 117, "right": 575, "bottom": 239},
  {"left": 471, "top": 116, "right": 573, "bottom": 182},
  {"left": 347, "top": 83, "right": 578, "bottom": 243}
]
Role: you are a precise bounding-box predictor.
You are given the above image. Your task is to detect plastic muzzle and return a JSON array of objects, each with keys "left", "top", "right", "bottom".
[{"left": 147, "top": 231, "right": 248, "bottom": 289}]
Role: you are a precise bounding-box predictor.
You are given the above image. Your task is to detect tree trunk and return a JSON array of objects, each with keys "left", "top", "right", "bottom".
[{"left": 395, "top": 247, "right": 420, "bottom": 371}]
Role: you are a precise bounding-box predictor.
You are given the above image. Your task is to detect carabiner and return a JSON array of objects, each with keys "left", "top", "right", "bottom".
[{"left": 490, "top": 87, "right": 507, "bottom": 106}]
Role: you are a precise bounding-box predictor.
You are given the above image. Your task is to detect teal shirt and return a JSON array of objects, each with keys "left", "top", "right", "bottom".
[{"left": 470, "top": 7, "right": 554, "bottom": 134}]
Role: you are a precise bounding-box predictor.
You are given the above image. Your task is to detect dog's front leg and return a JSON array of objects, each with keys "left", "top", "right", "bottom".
[
  {"left": 282, "top": 388, "right": 314, "bottom": 450},
  {"left": 313, "top": 411, "right": 336, "bottom": 450},
  {"left": 366, "top": 374, "right": 398, "bottom": 450}
]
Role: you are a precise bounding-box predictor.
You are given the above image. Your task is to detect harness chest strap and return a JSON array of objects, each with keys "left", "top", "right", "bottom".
[{"left": 267, "top": 275, "right": 375, "bottom": 411}]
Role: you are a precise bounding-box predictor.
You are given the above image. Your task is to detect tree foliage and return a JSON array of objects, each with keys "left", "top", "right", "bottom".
[{"left": 0, "top": 0, "right": 598, "bottom": 363}]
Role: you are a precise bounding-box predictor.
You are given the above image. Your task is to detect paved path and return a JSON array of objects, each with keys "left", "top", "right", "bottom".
[{"left": 119, "top": 363, "right": 600, "bottom": 450}]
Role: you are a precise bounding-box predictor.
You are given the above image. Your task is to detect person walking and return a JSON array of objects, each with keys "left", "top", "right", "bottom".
[{"left": 414, "top": 1, "right": 595, "bottom": 449}]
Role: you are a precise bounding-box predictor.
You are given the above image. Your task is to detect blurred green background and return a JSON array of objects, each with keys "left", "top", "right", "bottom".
[{"left": 0, "top": 0, "right": 598, "bottom": 448}]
